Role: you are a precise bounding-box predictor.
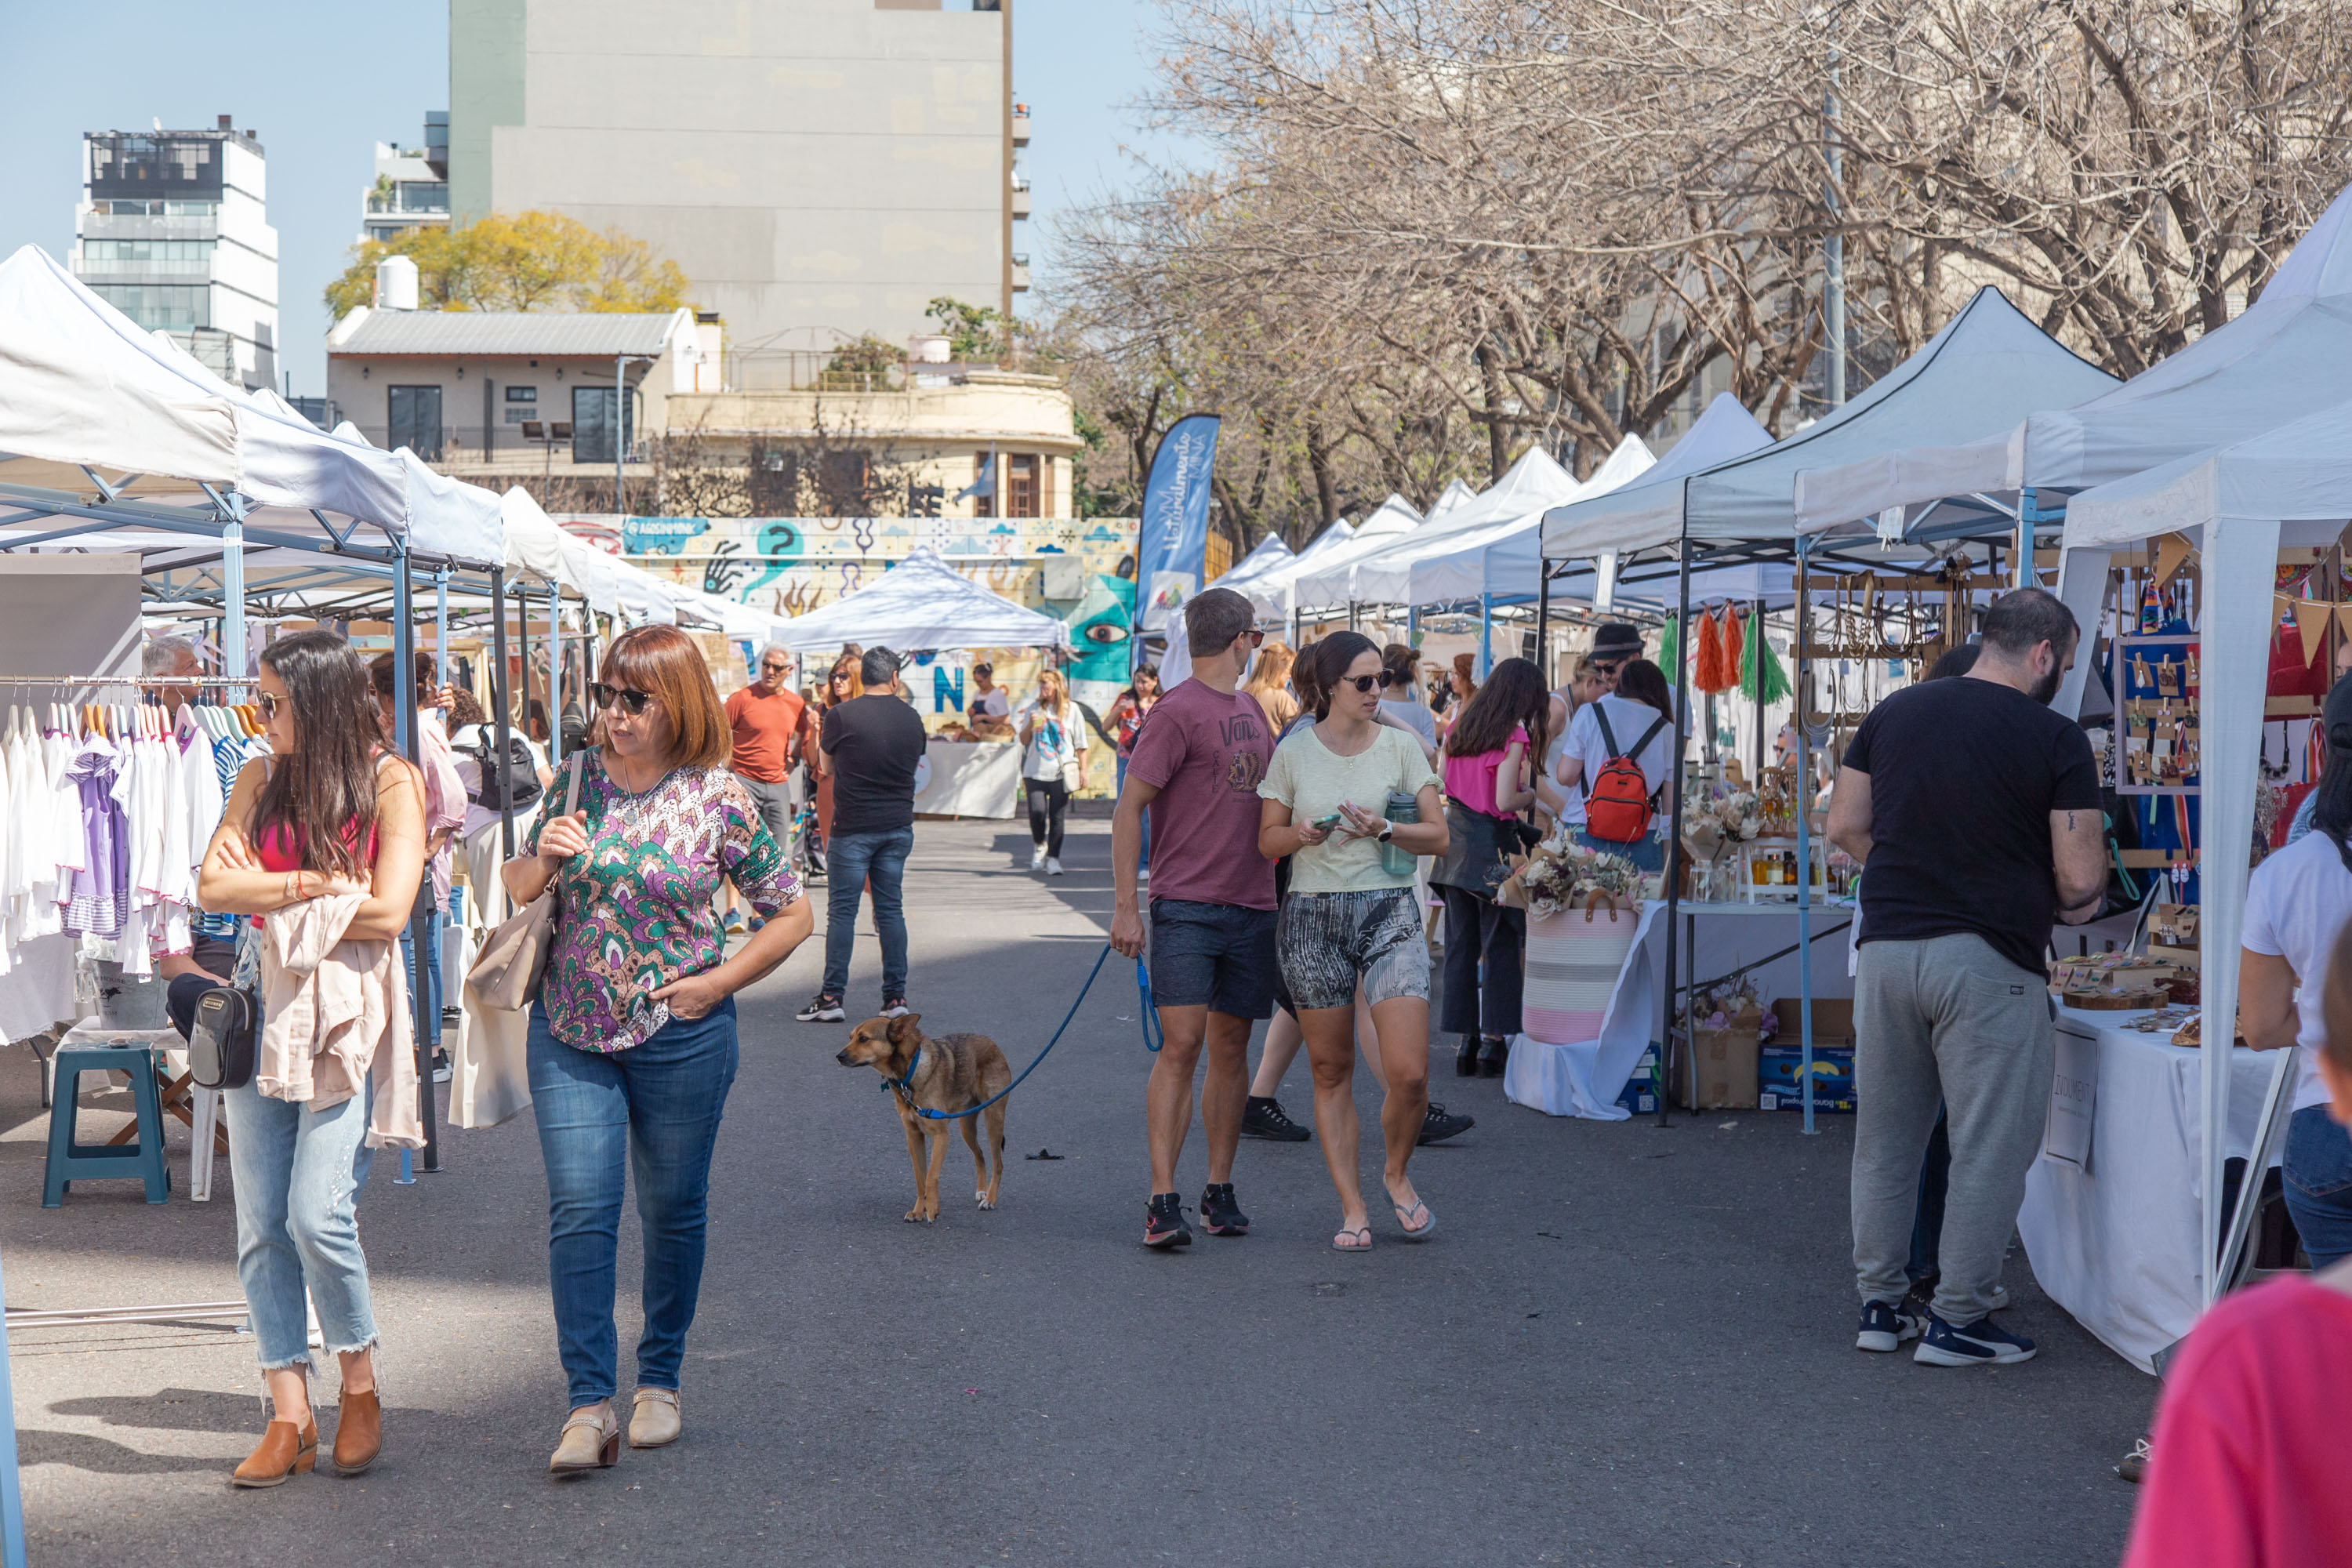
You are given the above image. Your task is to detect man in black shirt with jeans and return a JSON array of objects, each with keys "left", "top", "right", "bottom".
[
  {"left": 1827, "top": 588, "right": 2108, "bottom": 1367},
  {"left": 799, "top": 647, "right": 929, "bottom": 1024}
]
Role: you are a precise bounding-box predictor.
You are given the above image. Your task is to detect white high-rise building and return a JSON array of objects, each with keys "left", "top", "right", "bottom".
[
  {"left": 361, "top": 111, "right": 452, "bottom": 246},
  {"left": 72, "top": 116, "right": 279, "bottom": 390}
]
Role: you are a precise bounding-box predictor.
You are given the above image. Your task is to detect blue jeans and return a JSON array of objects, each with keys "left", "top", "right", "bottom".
[
  {"left": 530, "top": 998, "right": 739, "bottom": 1407},
  {"left": 1117, "top": 755, "right": 1149, "bottom": 869},
  {"left": 398, "top": 909, "right": 445, "bottom": 1047},
  {"left": 821, "top": 826, "right": 913, "bottom": 1002},
  {"left": 1576, "top": 827, "right": 1664, "bottom": 873},
  {"left": 2285, "top": 1105, "right": 2352, "bottom": 1270},
  {"left": 226, "top": 1073, "right": 379, "bottom": 1371}
]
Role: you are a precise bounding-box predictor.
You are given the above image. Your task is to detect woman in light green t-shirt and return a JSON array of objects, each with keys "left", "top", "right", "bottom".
[{"left": 1258, "top": 632, "right": 1447, "bottom": 1252}]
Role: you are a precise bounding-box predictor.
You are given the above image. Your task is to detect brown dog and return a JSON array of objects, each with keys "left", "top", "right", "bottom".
[{"left": 836, "top": 1014, "right": 1011, "bottom": 1222}]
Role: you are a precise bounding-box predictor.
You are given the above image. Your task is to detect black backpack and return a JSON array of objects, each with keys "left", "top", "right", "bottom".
[{"left": 464, "top": 730, "right": 544, "bottom": 812}]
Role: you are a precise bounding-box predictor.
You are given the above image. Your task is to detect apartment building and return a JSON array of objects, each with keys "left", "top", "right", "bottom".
[
  {"left": 73, "top": 117, "right": 279, "bottom": 390},
  {"left": 448, "top": 0, "right": 1029, "bottom": 388},
  {"left": 361, "top": 112, "right": 452, "bottom": 245}
]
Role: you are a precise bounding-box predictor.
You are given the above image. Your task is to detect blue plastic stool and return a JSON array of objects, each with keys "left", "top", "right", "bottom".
[{"left": 42, "top": 1041, "right": 171, "bottom": 1207}]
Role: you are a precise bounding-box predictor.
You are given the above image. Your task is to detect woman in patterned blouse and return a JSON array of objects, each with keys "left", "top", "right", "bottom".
[{"left": 503, "top": 625, "right": 814, "bottom": 1473}]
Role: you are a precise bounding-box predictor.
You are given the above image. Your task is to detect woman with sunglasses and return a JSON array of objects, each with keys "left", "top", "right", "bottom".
[
  {"left": 1257, "top": 631, "right": 1450, "bottom": 1250},
  {"left": 196, "top": 631, "right": 428, "bottom": 1486},
  {"left": 811, "top": 651, "right": 862, "bottom": 855},
  {"left": 502, "top": 626, "right": 815, "bottom": 1473}
]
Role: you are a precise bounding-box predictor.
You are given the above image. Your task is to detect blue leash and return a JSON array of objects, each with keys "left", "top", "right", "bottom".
[
  {"left": 901, "top": 942, "right": 1125, "bottom": 1120},
  {"left": 1136, "top": 956, "right": 1163, "bottom": 1053}
]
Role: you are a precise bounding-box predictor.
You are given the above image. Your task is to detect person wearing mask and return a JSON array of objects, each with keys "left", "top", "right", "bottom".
[
  {"left": 1258, "top": 632, "right": 1450, "bottom": 1250},
  {"left": 2118, "top": 916, "right": 2352, "bottom": 1568},
  {"left": 1556, "top": 656, "right": 1678, "bottom": 873},
  {"left": 1242, "top": 640, "right": 1301, "bottom": 735},
  {"left": 503, "top": 625, "right": 811, "bottom": 1471},
  {"left": 1111, "top": 588, "right": 1279, "bottom": 1247},
  {"left": 1377, "top": 643, "right": 1439, "bottom": 749},
  {"left": 797, "top": 647, "right": 927, "bottom": 1024},
  {"left": 724, "top": 644, "right": 807, "bottom": 931},
  {"left": 445, "top": 686, "right": 552, "bottom": 934},
  {"left": 1825, "top": 587, "right": 2107, "bottom": 1366},
  {"left": 1106, "top": 663, "right": 1163, "bottom": 884},
  {"left": 370, "top": 654, "right": 467, "bottom": 1076},
  {"left": 196, "top": 630, "right": 429, "bottom": 1486},
  {"left": 1019, "top": 667, "right": 1089, "bottom": 875},
  {"left": 1435, "top": 656, "right": 1547, "bottom": 1079},
  {"left": 967, "top": 660, "right": 1014, "bottom": 739},
  {"left": 1243, "top": 641, "right": 1474, "bottom": 1149},
  {"left": 2241, "top": 671, "right": 2352, "bottom": 1272},
  {"left": 810, "top": 652, "right": 862, "bottom": 856}
]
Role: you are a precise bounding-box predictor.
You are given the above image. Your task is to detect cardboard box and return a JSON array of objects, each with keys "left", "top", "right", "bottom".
[
  {"left": 1676, "top": 1025, "right": 1759, "bottom": 1109},
  {"left": 1759, "top": 1043, "right": 1856, "bottom": 1112},
  {"left": 1769, "top": 997, "right": 1854, "bottom": 1044}
]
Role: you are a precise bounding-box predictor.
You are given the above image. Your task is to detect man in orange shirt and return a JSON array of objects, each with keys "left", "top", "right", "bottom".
[{"left": 724, "top": 643, "right": 807, "bottom": 932}]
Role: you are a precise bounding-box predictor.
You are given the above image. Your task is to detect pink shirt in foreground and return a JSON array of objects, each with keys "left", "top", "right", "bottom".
[
  {"left": 1443, "top": 725, "right": 1529, "bottom": 820},
  {"left": 2120, "top": 1274, "right": 2352, "bottom": 1568},
  {"left": 1124, "top": 677, "right": 1276, "bottom": 911}
]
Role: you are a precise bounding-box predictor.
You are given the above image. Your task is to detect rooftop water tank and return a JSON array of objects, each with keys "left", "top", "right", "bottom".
[{"left": 375, "top": 255, "right": 419, "bottom": 310}]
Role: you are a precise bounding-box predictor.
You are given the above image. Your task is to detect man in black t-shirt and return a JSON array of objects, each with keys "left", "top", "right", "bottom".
[
  {"left": 798, "top": 647, "right": 930, "bottom": 1024},
  {"left": 1826, "top": 587, "right": 2109, "bottom": 1368}
]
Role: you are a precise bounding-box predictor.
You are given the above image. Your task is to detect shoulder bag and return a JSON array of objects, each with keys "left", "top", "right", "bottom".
[{"left": 465, "top": 752, "right": 585, "bottom": 1012}]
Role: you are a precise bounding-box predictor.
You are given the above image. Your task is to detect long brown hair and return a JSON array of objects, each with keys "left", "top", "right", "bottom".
[
  {"left": 1444, "top": 655, "right": 1548, "bottom": 764},
  {"left": 825, "top": 651, "right": 863, "bottom": 708},
  {"left": 250, "top": 630, "right": 384, "bottom": 878},
  {"left": 1242, "top": 639, "right": 1296, "bottom": 706},
  {"left": 588, "top": 624, "right": 732, "bottom": 769}
]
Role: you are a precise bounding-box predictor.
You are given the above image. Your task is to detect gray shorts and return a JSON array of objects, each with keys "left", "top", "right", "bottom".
[
  {"left": 1276, "top": 887, "right": 1429, "bottom": 1011},
  {"left": 737, "top": 773, "right": 795, "bottom": 851}
]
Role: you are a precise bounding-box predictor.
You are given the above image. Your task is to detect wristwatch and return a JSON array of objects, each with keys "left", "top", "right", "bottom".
[{"left": 1376, "top": 820, "right": 1396, "bottom": 844}]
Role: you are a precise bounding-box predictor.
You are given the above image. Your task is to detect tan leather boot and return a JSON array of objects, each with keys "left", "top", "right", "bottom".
[
  {"left": 548, "top": 1402, "right": 620, "bottom": 1474},
  {"left": 231, "top": 1417, "right": 318, "bottom": 1488},
  {"left": 628, "top": 1388, "right": 681, "bottom": 1449},
  {"left": 332, "top": 1386, "right": 381, "bottom": 1476}
]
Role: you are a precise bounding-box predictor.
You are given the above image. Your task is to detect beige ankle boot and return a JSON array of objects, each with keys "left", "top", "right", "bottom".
[
  {"left": 548, "top": 1402, "right": 619, "bottom": 1473},
  {"left": 629, "top": 1388, "right": 681, "bottom": 1448}
]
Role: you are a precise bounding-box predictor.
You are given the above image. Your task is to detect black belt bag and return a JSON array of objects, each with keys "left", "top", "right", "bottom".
[{"left": 187, "top": 984, "right": 258, "bottom": 1090}]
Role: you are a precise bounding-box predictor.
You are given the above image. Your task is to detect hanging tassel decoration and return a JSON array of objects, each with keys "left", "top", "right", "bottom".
[
  {"left": 1693, "top": 605, "right": 1732, "bottom": 692},
  {"left": 1742, "top": 606, "right": 1791, "bottom": 705},
  {"left": 1659, "top": 612, "right": 1680, "bottom": 685}
]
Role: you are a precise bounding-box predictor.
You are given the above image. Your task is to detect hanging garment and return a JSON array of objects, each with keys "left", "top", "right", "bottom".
[{"left": 64, "top": 738, "right": 125, "bottom": 938}]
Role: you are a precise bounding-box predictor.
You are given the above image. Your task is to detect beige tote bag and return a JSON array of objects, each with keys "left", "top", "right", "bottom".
[{"left": 463, "top": 753, "right": 583, "bottom": 1012}]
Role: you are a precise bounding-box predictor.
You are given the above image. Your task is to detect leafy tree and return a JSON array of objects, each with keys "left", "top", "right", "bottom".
[
  {"left": 925, "top": 296, "right": 1008, "bottom": 360},
  {"left": 325, "top": 210, "right": 690, "bottom": 318}
]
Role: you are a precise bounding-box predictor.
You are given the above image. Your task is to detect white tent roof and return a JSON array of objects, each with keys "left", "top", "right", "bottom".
[
  {"left": 1258, "top": 503, "right": 1427, "bottom": 613},
  {"left": 0, "top": 245, "right": 421, "bottom": 535},
  {"left": 2061, "top": 397, "right": 2352, "bottom": 553},
  {"left": 1212, "top": 534, "right": 1295, "bottom": 593},
  {"left": 1545, "top": 288, "right": 2119, "bottom": 557},
  {"left": 1426, "top": 478, "right": 1477, "bottom": 520},
  {"left": 1795, "top": 186, "right": 2352, "bottom": 532},
  {"left": 1396, "top": 435, "right": 1657, "bottom": 604},
  {"left": 774, "top": 546, "right": 1072, "bottom": 653},
  {"left": 1234, "top": 518, "right": 1356, "bottom": 622},
  {"left": 1295, "top": 469, "right": 1539, "bottom": 608},
  {"left": 1344, "top": 445, "right": 1598, "bottom": 604}
]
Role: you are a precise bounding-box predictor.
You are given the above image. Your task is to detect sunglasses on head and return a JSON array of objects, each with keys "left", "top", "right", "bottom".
[{"left": 590, "top": 683, "right": 655, "bottom": 716}]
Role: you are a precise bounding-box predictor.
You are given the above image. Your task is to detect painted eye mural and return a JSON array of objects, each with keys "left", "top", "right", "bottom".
[{"left": 1062, "top": 572, "right": 1137, "bottom": 691}]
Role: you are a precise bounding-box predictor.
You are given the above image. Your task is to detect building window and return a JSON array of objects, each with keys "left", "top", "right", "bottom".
[
  {"left": 82, "top": 238, "right": 215, "bottom": 273},
  {"left": 397, "top": 181, "right": 449, "bottom": 213},
  {"left": 503, "top": 385, "right": 539, "bottom": 423},
  {"left": 572, "top": 386, "right": 632, "bottom": 464},
  {"left": 88, "top": 283, "right": 209, "bottom": 331},
  {"left": 388, "top": 385, "right": 444, "bottom": 460},
  {"left": 1005, "top": 452, "right": 1040, "bottom": 518}
]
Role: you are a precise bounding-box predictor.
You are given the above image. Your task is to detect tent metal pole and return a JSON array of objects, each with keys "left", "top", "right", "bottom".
[
  {"left": 1795, "top": 537, "right": 1819, "bottom": 1137},
  {"left": 1477, "top": 593, "right": 1493, "bottom": 678},
  {"left": 1535, "top": 559, "right": 1552, "bottom": 685},
  {"left": 1657, "top": 543, "right": 1692, "bottom": 1127},
  {"left": 550, "top": 590, "right": 565, "bottom": 764},
  {"left": 0, "top": 1236, "right": 26, "bottom": 1568},
  {"left": 515, "top": 583, "right": 533, "bottom": 750},
  {"left": 492, "top": 566, "right": 516, "bottom": 863},
  {"left": 221, "top": 507, "right": 246, "bottom": 684},
  {"left": 393, "top": 557, "right": 441, "bottom": 1175}
]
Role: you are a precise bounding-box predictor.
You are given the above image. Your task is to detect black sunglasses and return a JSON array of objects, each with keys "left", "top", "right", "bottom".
[
  {"left": 1340, "top": 672, "right": 1404, "bottom": 694},
  {"left": 760, "top": 660, "right": 790, "bottom": 673},
  {"left": 258, "top": 691, "right": 285, "bottom": 720},
  {"left": 590, "top": 683, "right": 655, "bottom": 716}
]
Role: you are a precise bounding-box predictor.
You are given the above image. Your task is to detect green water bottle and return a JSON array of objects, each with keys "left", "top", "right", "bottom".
[{"left": 1381, "top": 790, "right": 1419, "bottom": 878}]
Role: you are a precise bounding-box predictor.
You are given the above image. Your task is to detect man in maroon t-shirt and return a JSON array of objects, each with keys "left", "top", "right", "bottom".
[{"left": 1112, "top": 587, "right": 1276, "bottom": 1248}]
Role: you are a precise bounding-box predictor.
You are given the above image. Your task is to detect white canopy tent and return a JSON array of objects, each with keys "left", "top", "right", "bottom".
[
  {"left": 1232, "top": 518, "right": 1355, "bottom": 623},
  {"left": 772, "top": 546, "right": 1073, "bottom": 654},
  {"left": 2057, "top": 400, "right": 2352, "bottom": 1308},
  {"left": 1211, "top": 534, "right": 1295, "bottom": 595},
  {"left": 1427, "top": 477, "right": 1477, "bottom": 521},
  {"left": 1793, "top": 183, "right": 2352, "bottom": 538},
  {"left": 1535, "top": 395, "right": 1775, "bottom": 599},
  {"left": 1396, "top": 435, "right": 1657, "bottom": 606},
  {"left": 1544, "top": 288, "right": 2121, "bottom": 561}
]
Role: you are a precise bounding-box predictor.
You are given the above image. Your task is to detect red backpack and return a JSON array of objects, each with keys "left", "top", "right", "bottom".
[{"left": 1581, "top": 703, "right": 1669, "bottom": 844}]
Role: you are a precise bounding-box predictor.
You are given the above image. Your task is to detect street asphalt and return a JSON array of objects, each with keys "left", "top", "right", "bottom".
[{"left": 0, "top": 807, "right": 2154, "bottom": 1566}]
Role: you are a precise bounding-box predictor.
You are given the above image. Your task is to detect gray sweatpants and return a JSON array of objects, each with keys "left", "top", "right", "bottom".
[{"left": 1851, "top": 932, "right": 2054, "bottom": 1323}]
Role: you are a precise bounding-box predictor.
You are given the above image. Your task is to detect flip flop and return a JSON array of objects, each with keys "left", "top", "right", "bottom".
[
  {"left": 1331, "top": 1225, "right": 1373, "bottom": 1253},
  {"left": 1390, "top": 1195, "right": 1436, "bottom": 1241}
]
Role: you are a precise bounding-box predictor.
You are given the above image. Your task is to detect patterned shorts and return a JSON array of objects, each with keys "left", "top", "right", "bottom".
[{"left": 1276, "top": 887, "right": 1430, "bottom": 1011}]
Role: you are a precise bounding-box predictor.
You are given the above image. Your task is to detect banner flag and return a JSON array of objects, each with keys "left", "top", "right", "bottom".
[{"left": 1134, "top": 413, "right": 1221, "bottom": 644}]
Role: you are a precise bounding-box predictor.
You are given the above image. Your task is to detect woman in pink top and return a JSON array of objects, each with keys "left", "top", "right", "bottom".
[
  {"left": 1432, "top": 657, "right": 1548, "bottom": 1077},
  {"left": 2119, "top": 916, "right": 2352, "bottom": 1568}
]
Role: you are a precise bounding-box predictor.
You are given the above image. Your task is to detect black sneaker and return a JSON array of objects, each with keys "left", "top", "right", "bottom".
[
  {"left": 880, "top": 997, "right": 910, "bottom": 1019},
  {"left": 1199, "top": 1183, "right": 1250, "bottom": 1236},
  {"left": 1914, "top": 1311, "right": 2036, "bottom": 1367},
  {"left": 796, "top": 993, "right": 845, "bottom": 1023},
  {"left": 1856, "top": 1299, "right": 1925, "bottom": 1353},
  {"left": 1417, "top": 1102, "right": 1475, "bottom": 1145},
  {"left": 1242, "top": 1094, "right": 1311, "bottom": 1142},
  {"left": 1144, "top": 1192, "right": 1192, "bottom": 1248}
]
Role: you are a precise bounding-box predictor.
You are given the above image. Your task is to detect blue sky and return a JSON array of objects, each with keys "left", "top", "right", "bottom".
[{"left": 0, "top": 0, "right": 1171, "bottom": 395}]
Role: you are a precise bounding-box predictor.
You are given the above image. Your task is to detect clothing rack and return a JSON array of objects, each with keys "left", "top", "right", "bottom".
[{"left": 0, "top": 675, "right": 259, "bottom": 686}]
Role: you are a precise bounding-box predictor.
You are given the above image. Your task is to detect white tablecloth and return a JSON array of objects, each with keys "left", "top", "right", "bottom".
[
  {"left": 1504, "top": 899, "right": 1857, "bottom": 1120},
  {"left": 2017, "top": 1008, "right": 2281, "bottom": 1374},
  {"left": 913, "top": 739, "right": 1020, "bottom": 819}
]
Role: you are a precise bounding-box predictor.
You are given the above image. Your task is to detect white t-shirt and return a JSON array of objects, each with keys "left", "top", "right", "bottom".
[
  {"left": 1018, "top": 701, "right": 1083, "bottom": 783},
  {"left": 1258, "top": 724, "right": 1440, "bottom": 894},
  {"left": 972, "top": 686, "right": 1011, "bottom": 720},
  {"left": 1546, "top": 690, "right": 1584, "bottom": 826},
  {"left": 1566, "top": 695, "right": 1677, "bottom": 817},
  {"left": 2241, "top": 829, "right": 2352, "bottom": 1112}
]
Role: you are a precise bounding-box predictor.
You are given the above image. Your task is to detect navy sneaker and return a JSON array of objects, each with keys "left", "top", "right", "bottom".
[
  {"left": 1144, "top": 1192, "right": 1192, "bottom": 1249},
  {"left": 1242, "top": 1095, "right": 1312, "bottom": 1142},
  {"left": 1856, "top": 1299, "right": 1925, "bottom": 1353},
  {"left": 1199, "top": 1183, "right": 1250, "bottom": 1236},
  {"left": 1914, "top": 1312, "right": 2037, "bottom": 1367}
]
